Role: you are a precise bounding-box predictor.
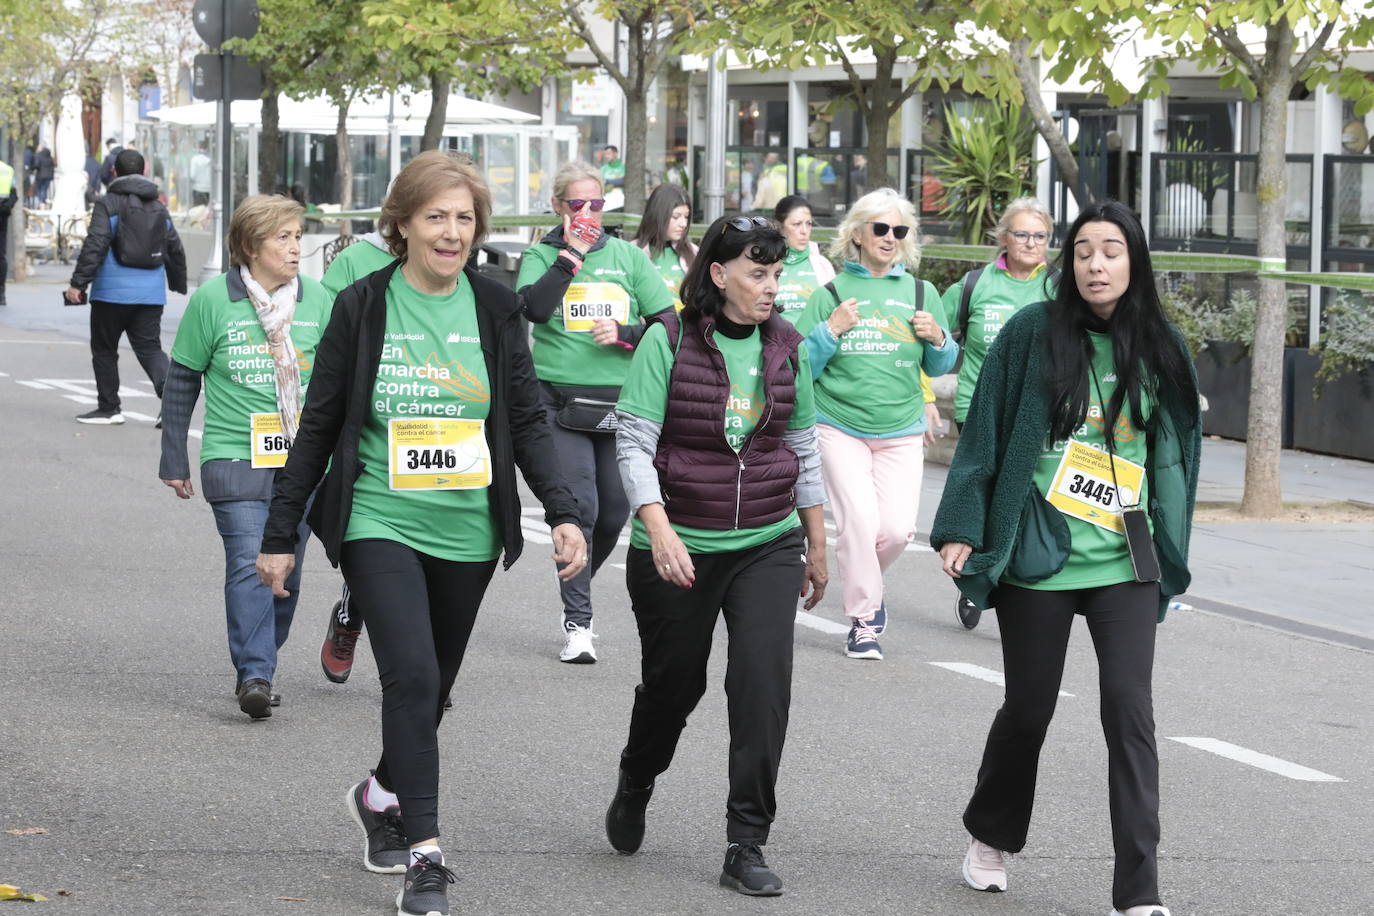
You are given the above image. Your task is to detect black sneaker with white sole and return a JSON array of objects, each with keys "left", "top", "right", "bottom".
[
  {"left": 957, "top": 595, "right": 983, "bottom": 629},
  {"left": 346, "top": 778, "right": 410, "bottom": 873},
  {"left": 76, "top": 408, "right": 125, "bottom": 425},
  {"left": 397, "top": 852, "right": 456, "bottom": 916},
  {"left": 720, "top": 842, "right": 783, "bottom": 896}
]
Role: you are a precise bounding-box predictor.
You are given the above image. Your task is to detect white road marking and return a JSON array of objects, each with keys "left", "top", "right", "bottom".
[
  {"left": 36, "top": 378, "right": 154, "bottom": 399},
  {"left": 1166, "top": 737, "right": 1344, "bottom": 782},
  {"left": 0, "top": 370, "right": 9, "bottom": 376},
  {"left": 122, "top": 410, "right": 158, "bottom": 423},
  {"left": 518, "top": 519, "right": 553, "bottom": 544},
  {"left": 795, "top": 611, "right": 849, "bottom": 635},
  {"left": 930, "top": 661, "right": 1075, "bottom": 698},
  {"left": 64, "top": 394, "right": 98, "bottom": 405},
  {"left": 16, "top": 380, "right": 53, "bottom": 389}
]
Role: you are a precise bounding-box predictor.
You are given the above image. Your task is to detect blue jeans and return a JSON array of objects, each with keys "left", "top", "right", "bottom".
[{"left": 211, "top": 499, "right": 310, "bottom": 686}]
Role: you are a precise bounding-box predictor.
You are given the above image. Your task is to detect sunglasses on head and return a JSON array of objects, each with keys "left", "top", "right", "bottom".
[
  {"left": 561, "top": 198, "right": 606, "bottom": 212},
  {"left": 866, "top": 221, "right": 910, "bottom": 240},
  {"left": 726, "top": 215, "right": 773, "bottom": 231}
]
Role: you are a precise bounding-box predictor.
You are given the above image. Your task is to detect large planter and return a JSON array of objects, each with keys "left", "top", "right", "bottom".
[
  {"left": 1288, "top": 350, "right": 1374, "bottom": 461},
  {"left": 1192, "top": 340, "right": 1294, "bottom": 446}
]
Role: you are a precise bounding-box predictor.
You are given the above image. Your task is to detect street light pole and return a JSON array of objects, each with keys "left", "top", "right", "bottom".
[{"left": 703, "top": 51, "right": 728, "bottom": 223}]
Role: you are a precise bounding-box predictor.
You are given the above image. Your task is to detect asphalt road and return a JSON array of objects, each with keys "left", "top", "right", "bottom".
[{"left": 2, "top": 323, "right": 1371, "bottom": 916}]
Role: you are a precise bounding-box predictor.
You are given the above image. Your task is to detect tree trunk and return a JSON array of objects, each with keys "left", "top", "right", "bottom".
[
  {"left": 622, "top": 25, "right": 648, "bottom": 216},
  {"left": 1239, "top": 30, "right": 1294, "bottom": 517},
  {"left": 336, "top": 98, "right": 353, "bottom": 236},
  {"left": 1009, "top": 38, "right": 1088, "bottom": 208},
  {"left": 422, "top": 72, "right": 449, "bottom": 152},
  {"left": 863, "top": 47, "right": 897, "bottom": 190},
  {"left": 12, "top": 206, "right": 29, "bottom": 282},
  {"left": 258, "top": 80, "right": 279, "bottom": 194}
]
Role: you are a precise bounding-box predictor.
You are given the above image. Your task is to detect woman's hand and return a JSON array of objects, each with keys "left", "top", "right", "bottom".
[
  {"left": 162, "top": 478, "right": 195, "bottom": 499},
  {"left": 923, "top": 401, "right": 944, "bottom": 447},
  {"left": 562, "top": 202, "right": 600, "bottom": 254},
  {"left": 911, "top": 310, "right": 946, "bottom": 346},
  {"left": 648, "top": 525, "right": 695, "bottom": 588},
  {"left": 800, "top": 543, "right": 828, "bottom": 610},
  {"left": 551, "top": 523, "right": 588, "bottom": 581},
  {"left": 827, "top": 298, "right": 860, "bottom": 338},
  {"left": 591, "top": 319, "right": 620, "bottom": 346},
  {"left": 939, "top": 542, "right": 973, "bottom": 579},
  {"left": 256, "top": 552, "right": 296, "bottom": 598}
]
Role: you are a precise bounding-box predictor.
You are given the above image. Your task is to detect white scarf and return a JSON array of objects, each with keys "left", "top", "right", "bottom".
[{"left": 241, "top": 266, "right": 302, "bottom": 442}]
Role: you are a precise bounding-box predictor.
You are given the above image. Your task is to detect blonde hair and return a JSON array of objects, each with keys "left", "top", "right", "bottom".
[
  {"left": 378, "top": 151, "right": 492, "bottom": 259},
  {"left": 829, "top": 188, "right": 921, "bottom": 271},
  {"left": 989, "top": 196, "right": 1053, "bottom": 248},
  {"left": 227, "top": 195, "right": 304, "bottom": 267},
  {"left": 552, "top": 160, "right": 603, "bottom": 200}
]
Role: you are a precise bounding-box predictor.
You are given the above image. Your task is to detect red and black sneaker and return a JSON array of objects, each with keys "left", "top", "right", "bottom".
[{"left": 321, "top": 599, "right": 363, "bottom": 683}]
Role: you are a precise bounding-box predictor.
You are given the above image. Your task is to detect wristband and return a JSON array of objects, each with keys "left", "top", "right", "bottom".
[{"left": 559, "top": 251, "right": 582, "bottom": 276}]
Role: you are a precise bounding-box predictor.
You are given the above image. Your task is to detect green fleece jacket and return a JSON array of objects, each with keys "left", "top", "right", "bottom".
[{"left": 930, "top": 302, "right": 1201, "bottom": 620}]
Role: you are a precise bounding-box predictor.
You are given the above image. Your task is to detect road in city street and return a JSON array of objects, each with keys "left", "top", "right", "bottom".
[{"left": 2, "top": 296, "right": 1372, "bottom": 915}]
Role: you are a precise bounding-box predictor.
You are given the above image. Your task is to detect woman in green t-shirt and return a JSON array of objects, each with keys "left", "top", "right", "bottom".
[
  {"left": 604, "top": 215, "right": 828, "bottom": 897},
  {"left": 256, "top": 153, "right": 586, "bottom": 916},
  {"left": 632, "top": 183, "right": 697, "bottom": 309},
  {"left": 158, "top": 194, "right": 333, "bottom": 720},
  {"left": 771, "top": 194, "right": 834, "bottom": 320},
  {"left": 516, "top": 160, "right": 676, "bottom": 665},
  {"left": 933, "top": 201, "right": 1200, "bottom": 916}
]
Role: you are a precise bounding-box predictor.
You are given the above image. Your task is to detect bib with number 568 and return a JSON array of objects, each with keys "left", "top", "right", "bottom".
[
  {"left": 388, "top": 418, "right": 492, "bottom": 491},
  {"left": 250, "top": 412, "right": 297, "bottom": 468},
  {"left": 1046, "top": 440, "right": 1145, "bottom": 536}
]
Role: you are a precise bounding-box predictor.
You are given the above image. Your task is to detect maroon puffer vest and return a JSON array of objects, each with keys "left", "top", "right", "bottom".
[{"left": 652, "top": 310, "right": 805, "bottom": 530}]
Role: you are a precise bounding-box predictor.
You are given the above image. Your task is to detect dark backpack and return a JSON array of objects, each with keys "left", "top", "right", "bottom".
[
  {"left": 110, "top": 195, "right": 169, "bottom": 269},
  {"left": 953, "top": 263, "right": 1059, "bottom": 344}
]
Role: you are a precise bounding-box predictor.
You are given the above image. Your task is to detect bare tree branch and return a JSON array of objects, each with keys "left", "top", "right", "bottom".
[
  {"left": 1210, "top": 24, "right": 1261, "bottom": 81},
  {"left": 1293, "top": 19, "right": 1338, "bottom": 78}
]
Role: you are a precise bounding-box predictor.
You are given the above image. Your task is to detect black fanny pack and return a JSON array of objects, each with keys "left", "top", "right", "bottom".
[{"left": 546, "top": 383, "right": 621, "bottom": 434}]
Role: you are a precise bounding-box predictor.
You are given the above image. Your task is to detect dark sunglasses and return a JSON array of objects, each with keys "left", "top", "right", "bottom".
[
  {"left": 562, "top": 198, "right": 606, "bottom": 212},
  {"left": 867, "top": 221, "right": 910, "bottom": 240},
  {"left": 726, "top": 216, "right": 772, "bottom": 231}
]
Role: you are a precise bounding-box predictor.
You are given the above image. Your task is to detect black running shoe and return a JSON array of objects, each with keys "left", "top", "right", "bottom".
[
  {"left": 236, "top": 678, "right": 272, "bottom": 719},
  {"left": 957, "top": 595, "right": 983, "bottom": 630},
  {"left": 346, "top": 778, "right": 410, "bottom": 874},
  {"left": 397, "top": 852, "right": 456, "bottom": 916},
  {"left": 322, "top": 600, "right": 363, "bottom": 683},
  {"left": 605, "top": 770, "right": 654, "bottom": 854},
  {"left": 720, "top": 842, "right": 783, "bottom": 896}
]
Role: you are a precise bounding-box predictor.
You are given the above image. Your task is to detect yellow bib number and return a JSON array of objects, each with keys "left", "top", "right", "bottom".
[
  {"left": 250, "top": 412, "right": 294, "bottom": 469},
  {"left": 388, "top": 418, "right": 491, "bottom": 491},
  {"left": 1046, "top": 440, "right": 1145, "bottom": 535},
  {"left": 563, "top": 283, "right": 631, "bottom": 331}
]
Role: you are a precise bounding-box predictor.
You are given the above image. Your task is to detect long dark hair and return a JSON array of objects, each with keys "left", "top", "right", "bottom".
[
  {"left": 773, "top": 194, "right": 812, "bottom": 225},
  {"left": 1046, "top": 200, "right": 1197, "bottom": 442},
  {"left": 633, "top": 184, "right": 695, "bottom": 267},
  {"left": 680, "top": 216, "right": 787, "bottom": 321}
]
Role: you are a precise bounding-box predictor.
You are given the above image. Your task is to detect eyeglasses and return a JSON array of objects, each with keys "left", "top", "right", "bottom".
[
  {"left": 561, "top": 198, "right": 606, "bottom": 212},
  {"left": 1009, "top": 230, "right": 1050, "bottom": 245},
  {"left": 867, "top": 221, "right": 910, "bottom": 240},
  {"left": 726, "top": 216, "right": 772, "bottom": 231}
]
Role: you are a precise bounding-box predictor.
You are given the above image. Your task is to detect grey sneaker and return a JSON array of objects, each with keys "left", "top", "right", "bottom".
[
  {"left": 1111, "top": 907, "right": 1172, "bottom": 916},
  {"left": 397, "top": 852, "right": 456, "bottom": 916},
  {"left": 346, "top": 778, "right": 409, "bottom": 874},
  {"left": 719, "top": 842, "right": 782, "bottom": 896},
  {"left": 76, "top": 408, "right": 125, "bottom": 425}
]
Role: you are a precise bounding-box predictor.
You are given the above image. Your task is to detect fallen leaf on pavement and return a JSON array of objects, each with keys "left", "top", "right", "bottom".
[
  {"left": 0, "top": 883, "right": 50, "bottom": 901},
  {"left": 3, "top": 827, "right": 48, "bottom": 836}
]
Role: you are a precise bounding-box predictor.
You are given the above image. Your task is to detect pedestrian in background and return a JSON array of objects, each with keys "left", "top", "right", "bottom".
[
  {"left": 34, "top": 146, "right": 54, "bottom": 205},
  {"left": 158, "top": 193, "right": 331, "bottom": 718},
  {"left": 256, "top": 151, "right": 586, "bottom": 916},
  {"left": 941, "top": 196, "right": 1059, "bottom": 630},
  {"left": 516, "top": 160, "right": 676, "bottom": 664},
  {"left": 932, "top": 200, "right": 1200, "bottom": 916},
  {"left": 99, "top": 138, "right": 123, "bottom": 189},
  {"left": 605, "top": 214, "right": 827, "bottom": 897},
  {"left": 66, "top": 148, "right": 187, "bottom": 425},
  {"left": 0, "top": 154, "right": 16, "bottom": 306},
  {"left": 771, "top": 194, "right": 834, "bottom": 319},
  {"left": 792, "top": 187, "right": 958, "bottom": 660},
  {"left": 632, "top": 183, "right": 696, "bottom": 309}
]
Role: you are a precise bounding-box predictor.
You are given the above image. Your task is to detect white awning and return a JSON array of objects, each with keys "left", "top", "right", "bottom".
[{"left": 146, "top": 92, "right": 539, "bottom": 133}]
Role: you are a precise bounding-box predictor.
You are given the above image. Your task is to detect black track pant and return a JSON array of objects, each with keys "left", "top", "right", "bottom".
[
  {"left": 89, "top": 301, "right": 168, "bottom": 412},
  {"left": 619, "top": 527, "right": 806, "bottom": 844},
  {"left": 964, "top": 580, "right": 1161, "bottom": 911},
  {"left": 340, "top": 538, "right": 497, "bottom": 842}
]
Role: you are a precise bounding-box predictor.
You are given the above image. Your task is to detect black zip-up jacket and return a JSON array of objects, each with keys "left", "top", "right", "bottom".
[{"left": 260, "top": 260, "right": 581, "bottom": 569}]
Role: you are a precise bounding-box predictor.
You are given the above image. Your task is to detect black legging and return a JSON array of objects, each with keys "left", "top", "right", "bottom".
[{"left": 340, "top": 538, "right": 497, "bottom": 842}]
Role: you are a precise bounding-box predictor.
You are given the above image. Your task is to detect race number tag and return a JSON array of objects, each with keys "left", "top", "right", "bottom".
[
  {"left": 1046, "top": 440, "right": 1145, "bottom": 535},
  {"left": 250, "top": 412, "right": 294, "bottom": 468},
  {"left": 563, "top": 283, "right": 631, "bottom": 331},
  {"left": 387, "top": 418, "right": 491, "bottom": 491}
]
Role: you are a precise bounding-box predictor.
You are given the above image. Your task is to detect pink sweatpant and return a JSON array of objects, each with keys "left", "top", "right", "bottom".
[{"left": 817, "top": 425, "right": 925, "bottom": 621}]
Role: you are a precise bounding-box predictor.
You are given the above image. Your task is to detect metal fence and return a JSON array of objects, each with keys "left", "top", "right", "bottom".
[{"left": 1149, "top": 152, "right": 1313, "bottom": 257}]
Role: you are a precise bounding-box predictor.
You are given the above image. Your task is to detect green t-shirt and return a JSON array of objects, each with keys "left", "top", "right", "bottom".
[
  {"left": 617, "top": 321, "right": 815, "bottom": 554},
  {"left": 170, "top": 273, "right": 333, "bottom": 463},
  {"left": 775, "top": 246, "right": 827, "bottom": 320},
  {"left": 344, "top": 270, "right": 500, "bottom": 563},
  {"left": 516, "top": 236, "right": 676, "bottom": 386},
  {"left": 942, "top": 263, "right": 1055, "bottom": 423},
  {"left": 649, "top": 246, "right": 686, "bottom": 309},
  {"left": 320, "top": 238, "right": 396, "bottom": 298},
  {"left": 1007, "top": 331, "right": 1153, "bottom": 591},
  {"left": 793, "top": 272, "right": 951, "bottom": 435}
]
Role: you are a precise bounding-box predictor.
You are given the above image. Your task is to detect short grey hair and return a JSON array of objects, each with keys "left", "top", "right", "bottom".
[{"left": 989, "top": 197, "right": 1053, "bottom": 247}]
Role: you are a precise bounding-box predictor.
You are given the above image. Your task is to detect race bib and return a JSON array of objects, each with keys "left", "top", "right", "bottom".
[
  {"left": 563, "top": 283, "right": 631, "bottom": 331},
  {"left": 250, "top": 412, "right": 294, "bottom": 469},
  {"left": 387, "top": 418, "right": 492, "bottom": 491},
  {"left": 1046, "top": 440, "right": 1145, "bottom": 535}
]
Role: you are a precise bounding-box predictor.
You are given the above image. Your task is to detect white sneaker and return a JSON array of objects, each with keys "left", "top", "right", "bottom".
[
  {"left": 1111, "top": 907, "right": 1171, "bottom": 916},
  {"left": 961, "top": 837, "right": 1007, "bottom": 892},
  {"left": 559, "top": 621, "right": 597, "bottom": 664}
]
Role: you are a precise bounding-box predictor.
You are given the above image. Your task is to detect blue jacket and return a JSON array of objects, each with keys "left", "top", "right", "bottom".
[{"left": 69, "top": 175, "right": 187, "bottom": 304}]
